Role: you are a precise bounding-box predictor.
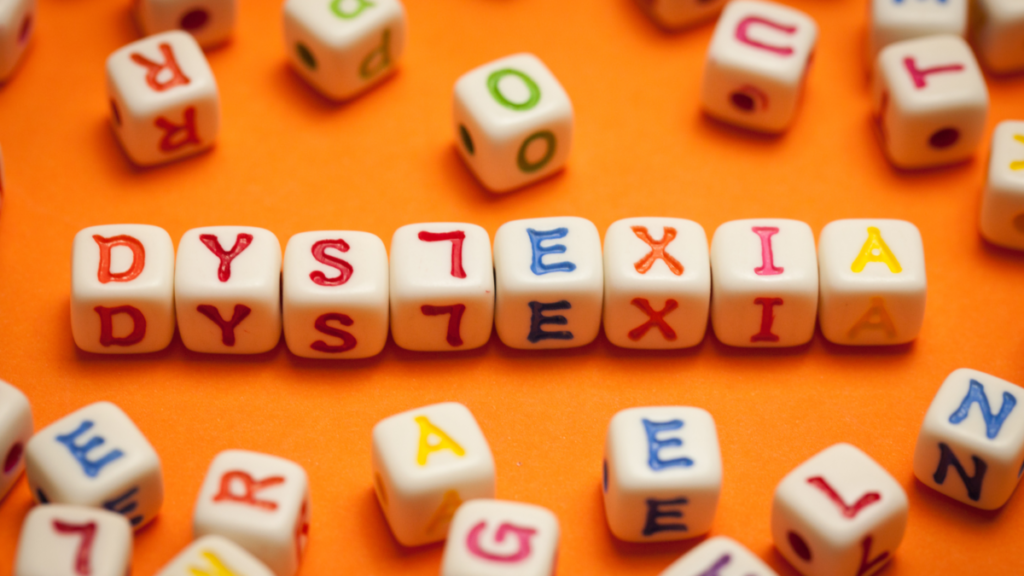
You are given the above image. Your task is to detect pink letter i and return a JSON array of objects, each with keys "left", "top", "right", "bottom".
[{"left": 752, "top": 227, "right": 784, "bottom": 276}]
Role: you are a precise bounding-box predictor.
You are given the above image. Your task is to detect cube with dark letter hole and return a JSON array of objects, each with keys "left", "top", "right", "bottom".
[
  {"left": 980, "top": 121, "right": 1024, "bottom": 250},
  {"left": 440, "top": 499, "right": 560, "bottom": 576},
  {"left": 14, "top": 505, "right": 132, "bottom": 576},
  {"left": 0, "top": 0, "right": 34, "bottom": 83},
  {"left": 658, "top": 536, "right": 778, "bottom": 576},
  {"left": 155, "top": 535, "right": 276, "bottom": 576},
  {"left": 134, "top": 0, "right": 237, "bottom": 48},
  {"left": 0, "top": 380, "right": 32, "bottom": 502}
]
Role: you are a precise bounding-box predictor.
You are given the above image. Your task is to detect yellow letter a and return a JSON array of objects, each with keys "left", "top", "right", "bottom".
[
  {"left": 851, "top": 227, "right": 902, "bottom": 273},
  {"left": 848, "top": 297, "right": 897, "bottom": 338},
  {"left": 189, "top": 552, "right": 239, "bottom": 576},
  {"left": 425, "top": 490, "right": 463, "bottom": 535},
  {"left": 415, "top": 416, "right": 465, "bottom": 466}
]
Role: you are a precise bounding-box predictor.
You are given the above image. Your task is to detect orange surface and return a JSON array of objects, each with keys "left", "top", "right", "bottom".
[{"left": 1, "top": 0, "right": 1024, "bottom": 573}]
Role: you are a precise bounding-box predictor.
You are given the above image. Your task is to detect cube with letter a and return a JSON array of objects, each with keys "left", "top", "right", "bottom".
[
  {"left": 71, "top": 224, "right": 175, "bottom": 354},
  {"left": 372, "top": 402, "right": 496, "bottom": 546},
  {"left": 440, "top": 499, "right": 560, "bottom": 576},
  {"left": 155, "top": 535, "right": 276, "bottom": 576},
  {"left": 817, "top": 219, "right": 925, "bottom": 346},
  {"left": 14, "top": 505, "right": 132, "bottom": 576},
  {"left": 106, "top": 31, "right": 220, "bottom": 167}
]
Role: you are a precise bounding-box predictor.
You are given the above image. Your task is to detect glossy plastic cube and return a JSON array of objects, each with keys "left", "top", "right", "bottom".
[
  {"left": 14, "top": 505, "right": 132, "bottom": 576},
  {"left": 0, "top": 0, "right": 34, "bottom": 82},
  {"left": 980, "top": 121, "right": 1024, "bottom": 250},
  {"left": 0, "top": 379, "right": 32, "bottom": 501},
  {"left": 868, "top": 0, "right": 966, "bottom": 60},
  {"left": 134, "top": 0, "right": 237, "bottom": 48},
  {"left": 155, "top": 535, "right": 276, "bottom": 576},
  {"left": 659, "top": 536, "right": 778, "bottom": 576},
  {"left": 440, "top": 499, "right": 560, "bottom": 576},
  {"left": 972, "top": 0, "right": 1024, "bottom": 73}
]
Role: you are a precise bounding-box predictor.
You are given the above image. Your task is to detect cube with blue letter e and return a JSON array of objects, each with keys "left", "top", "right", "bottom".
[
  {"left": 771, "top": 443, "right": 908, "bottom": 576},
  {"left": 0, "top": 379, "right": 32, "bottom": 502},
  {"left": 14, "top": 504, "right": 133, "bottom": 576},
  {"left": 659, "top": 536, "right": 778, "bottom": 576},
  {"left": 372, "top": 402, "right": 496, "bottom": 546},
  {"left": 602, "top": 407, "right": 722, "bottom": 542},
  {"left": 154, "top": 535, "right": 276, "bottom": 576},
  {"left": 440, "top": 499, "right": 560, "bottom": 576},
  {"left": 25, "top": 402, "right": 164, "bottom": 530},
  {"left": 868, "top": 0, "right": 967, "bottom": 60},
  {"left": 913, "top": 368, "right": 1024, "bottom": 509},
  {"left": 494, "top": 217, "right": 602, "bottom": 350}
]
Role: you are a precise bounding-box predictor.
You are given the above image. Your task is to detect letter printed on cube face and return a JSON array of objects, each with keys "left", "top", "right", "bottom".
[
  {"left": 193, "top": 450, "right": 310, "bottom": 576},
  {"left": 658, "top": 536, "right": 778, "bottom": 576},
  {"left": 494, "top": 217, "right": 602, "bottom": 350},
  {"left": 372, "top": 402, "right": 496, "bottom": 546},
  {"left": 913, "top": 369, "right": 1024, "bottom": 510},
  {"left": 0, "top": 0, "right": 34, "bottom": 83},
  {"left": 817, "top": 219, "right": 925, "bottom": 346},
  {"left": 390, "top": 223, "right": 494, "bottom": 351},
  {"left": 868, "top": 0, "right": 966, "bottom": 61},
  {"left": 283, "top": 231, "right": 388, "bottom": 359},
  {"left": 454, "top": 53, "right": 574, "bottom": 193},
  {"left": 14, "top": 505, "right": 132, "bottom": 576},
  {"left": 0, "top": 380, "right": 32, "bottom": 501},
  {"left": 700, "top": 0, "right": 817, "bottom": 134},
  {"left": 872, "top": 35, "right": 988, "bottom": 169},
  {"left": 176, "top": 226, "right": 282, "bottom": 354},
  {"left": 710, "top": 219, "right": 817, "bottom": 347},
  {"left": 634, "top": 0, "right": 727, "bottom": 30},
  {"left": 603, "top": 218, "right": 710, "bottom": 350},
  {"left": 106, "top": 31, "right": 220, "bottom": 167},
  {"left": 980, "top": 121, "right": 1024, "bottom": 250},
  {"left": 603, "top": 407, "right": 721, "bottom": 542},
  {"left": 155, "top": 535, "right": 276, "bottom": 576},
  {"left": 440, "top": 499, "right": 560, "bottom": 576},
  {"left": 71, "top": 224, "right": 175, "bottom": 354},
  {"left": 283, "top": 0, "right": 406, "bottom": 101},
  {"left": 973, "top": 0, "right": 1024, "bottom": 73},
  {"left": 135, "top": 0, "right": 237, "bottom": 48},
  {"left": 771, "top": 444, "right": 908, "bottom": 576},
  {"left": 25, "top": 401, "right": 164, "bottom": 529}
]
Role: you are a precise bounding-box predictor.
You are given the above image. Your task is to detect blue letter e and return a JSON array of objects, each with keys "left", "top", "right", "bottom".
[{"left": 527, "top": 228, "right": 576, "bottom": 275}]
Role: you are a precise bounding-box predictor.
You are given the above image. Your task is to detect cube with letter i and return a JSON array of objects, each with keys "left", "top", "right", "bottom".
[
  {"left": 872, "top": 35, "right": 988, "bottom": 169},
  {"left": 494, "top": 217, "right": 602, "bottom": 350},
  {"left": 603, "top": 407, "right": 721, "bottom": 542},
  {"left": 0, "top": 380, "right": 32, "bottom": 501},
  {"left": 282, "top": 230, "right": 389, "bottom": 359},
  {"left": 0, "top": 0, "right": 34, "bottom": 83},
  {"left": 913, "top": 369, "right": 1024, "bottom": 510},
  {"left": 155, "top": 535, "right": 276, "bottom": 576},
  {"left": 700, "top": 0, "right": 818, "bottom": 134},
  {"left": 454, "top": 53, "right": 574, "bottom": 193},
  {"left": 175, "top": 226, "right": 282, "bottom": 354},
  {"left": 25, "top": 401, "right": 164, "bottom": 529},
  {"left": 13, "top": 505, "right": 132, "bottom": 576},
  {"left": 973, "top": 0, "right": 1024, "bottom": 74},
  {"left": 193, "top": 450, "right": 310, "bottom": 576},
  {"left": 980, "top": 121, "right": 1024, "bottom": 250},
  {"left": 603, "top": 218, "right": 710, "bottom": 350},
  {"left": 283, "top": 0, "right": 406, "bottom": 101},
  {"left": 390, "top": 223, "right": 494, "bottom": 352},
  {"left": 372, "top": 402, "right": 496, "bottom": 546},
  {"left": 771, "top": 443, "right": 908, "bottom": 576},
  {"left": 440, "top": 499, "right": 560, "bottom": 576},
  {"left": 868, "top": 0, "right": 966, "bottom": 60},
  {"left": 709, "top": 219, "right": 818, "bottom": 348},
  {"left": 658, "top": 536, "right": 779, "bottom": 576},
  {"left": 106, "top": 31, "right": 220, "bottom": 167},
  {"left": 817, "top": 219, "right": 926, "bottom": 346},
  {"left": 634, "top": 0, "right": 727, "bottom": 31},
  {"left": 71, "top": 224, "right": 176, "bottom": 354},
  {"left": 134, "top": 0, "right": 237, "bottom": 49}
]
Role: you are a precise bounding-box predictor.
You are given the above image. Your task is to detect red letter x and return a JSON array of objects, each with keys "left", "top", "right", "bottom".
[
  {"left": 130, "top": 43, "right": 190, "bottom": 92},
  {"left": 156, "top": 107, "right": 201, "bottom": 152},
  {"left": 632, "top": 226, "right": 683, "bottom": 275},
  {"left": 214, "top": 470, "right": 286, "bottom": 511},
  {"left": 199, "top": 233, "right": 254, "bottom": 282},
  {"left": 628, "top": 298, "right": 679, "bottom": 341},
  {"left": 903, "top": 57, "right": 964, "bottom": 90}
]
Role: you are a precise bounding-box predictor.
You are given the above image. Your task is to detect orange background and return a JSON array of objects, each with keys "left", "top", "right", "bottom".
[{"left": 1, "top": 0, "right": 1023, "bottom": 573}]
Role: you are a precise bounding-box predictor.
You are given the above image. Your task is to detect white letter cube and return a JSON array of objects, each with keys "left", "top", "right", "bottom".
[
  {"left": 0, "top": 380, "right": 32, "bottom": 501},
  {"left": 868, "top": 0, "right": 966, "bottom": 60},
  {"left": 980, "top": 121, "right": 1024, "bottom": 250},
  {"left": 440, "top": 499, "right": 560, "bottom": 576},
  {"left": 155, "top": 535, "right": 276, "bottom": 576},
  {"left": 25, "top": 401, "right": 163, "bottom": 529},
  {"left": 454, "top": 53, "right": 574, "bottom": 193},
  {"left": 71, "top": 224, "right": 176, "bottom": 354},
  {"left": 176, "top": 226, "right": 282, "bottom": 354},
  {"left": 134, "top": 0, "right": 237, "bottom": 48},
  {"left": 494, "top": 216, "right": 602, "bottom": 349},
  {"left": 771, "top": 443, "right": 908, "bottom": 576},
  {"left": 282, "top": 230, "right": 389, "bottom": 359},
  {"left": 972, "top": 0, "right": 1024, "bottom": 73},
  {"left": 106, "top": 31, "right": 219, "bottom": 167},
  {"left": 817, "top": 219, "right": 926, "bottom": 346},
  {"left": 0, "top": 0, "right": 34, "bottom": 82},
  {"left": 658, "top": 536, "right": 778, "bottom": 576},
  {"left": 710, "top": 219, "right": 817, "bottom": 347},
  {"left": 14, "top": 505, "right": 132, "bottom": 576},
  {"left": 372, "top": 402, "right": 496, "bottom": 546}
]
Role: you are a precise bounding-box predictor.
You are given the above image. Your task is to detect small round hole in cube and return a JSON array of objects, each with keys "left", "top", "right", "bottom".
[
  {"left": 459, "top": 124, "right": 475, "bottom": 155},
  {"left": 180, "top": 8, "right": 209, "bottom": 31},
  {"left": 3, "top": 442, "right": 22, "bottom": 474},
  {"left": 788, "top": 530, "right": 812, "bottom": 561},
  {"left": 731, "top": 92, "right": 755, "bottom": 112},
  {"left": 110, "top": 99, "right": 122, "bottom": 126},
  {"left": 296, "top": 43, "right": 317, "bottom": 70},
  {"left": 17, "top": 14, "right": 31, "bottom": 45},
  {"left": 929, "top": 128, "right": 959, "bottom": 149}
]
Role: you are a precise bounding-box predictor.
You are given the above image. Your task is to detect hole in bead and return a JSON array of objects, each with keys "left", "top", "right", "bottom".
[
  {"left": 17, "top": 14, "right": 31, "bottom": 45},
  {"left": 929, "top": 127, "right": 959, "bottom": 149},
  {"left": 459, "top": 124, "right": 475, "bottom": 155},
  {"left": 3, "top": 442, "right": 22, "bottom": 474},
  {"left": 730, "top": 92, "right": 755, "bottom": 112},
  {"left": 180, "top": 8, "right": 209, "bottom": 31},
  {"left": 602, "top": 459, "right": 609, "bottom": 493},
  {"left": 788, "top": 531, "right": 812, "bottom": 561},
  {"left": 110, "top": 99, "right": 122, "bottom": 126},
  {"left": 296, "top": 43, "right": 316, "bottom": 70},
  {"left": 36, "top": 487, "right": 49, "bottom": 504}
]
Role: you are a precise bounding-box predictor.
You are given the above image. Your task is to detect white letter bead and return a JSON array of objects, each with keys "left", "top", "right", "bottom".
[
  {"left": 0, "top": 380, "right": 32, "bottom": 501},
  {"left": 134, "top": 0, "right": 237, "bottom": 48},
  {"left": 603, "top": 218, "right": 710, "bottom": 349},
  {"left": 155, "top": 535, "right": 276, "bottom": 576},
  {"left": 283, "top": 0, "right": 406, "bottom": 101},
  {"left": 440, "top": 499, "right": 560, "bottom": 576},
  {"left": 817, "top": 219, "right": 926, "bottom": 345},
  {"left": 973, "top": 0, "right": 1024, "bottom": 73},
  {"left": 700, "top": 0, "right": 817, "bottom": 133},
  {"left": 868, "top": 0, "right": 966, "bottom": 60},
  {"left": 193, "top": 450, "right": 310, "bottom": 576},
  {"left": 659, "top": 536, "right": 778, "bottom": 576},
  {"left": 494, "top": 217, "right": 602, "bottom": 349},
  {"left": 71, "top": 224, "right": 176, "bottom": 354},
  {"left": 389, "top": 223, "right": 494, "bottom": 351},
  {"left": 25, "top": 401, "right": 164, "bottom": 530},
  {"left": 282, "top": 231, "right": 389, "bottom": 359},
  {"left": 0, "top": 0, "right": 33, "bottom": 82},
  {"left": 872, "top": 35, "right": 988, "bottom": 169},
  {"left": 14, "top": 505, "right": 132, "bottom": 576},
  {"left": 603, "top": 407, "right": 721, "bottom": 542},
  {"left": 913, "top": 369, "right": 1024, "bottom": 509},
  {"left": 372, "top": 402, "right": 496, "bottom": 546},
  {"left": 106, "top": 31, "right": 219, "bottom": 167},
  {"left": 771, "top": 444, "right": 908, "bottom": 576},
  {"left": 709, "top": 219, "right": 817, "bottom": 347},
  {"left": 175, "top": 226, "right": 282, "bottom": 354},
  {"left": 454, "top": 53, "right": 574, "bottom": 193},
  {"left": 636, "top": 0, "right": 726, "bottom": 30},
  {"left": 980, "top": 121, "right": 1024, "bottom": 250}
]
